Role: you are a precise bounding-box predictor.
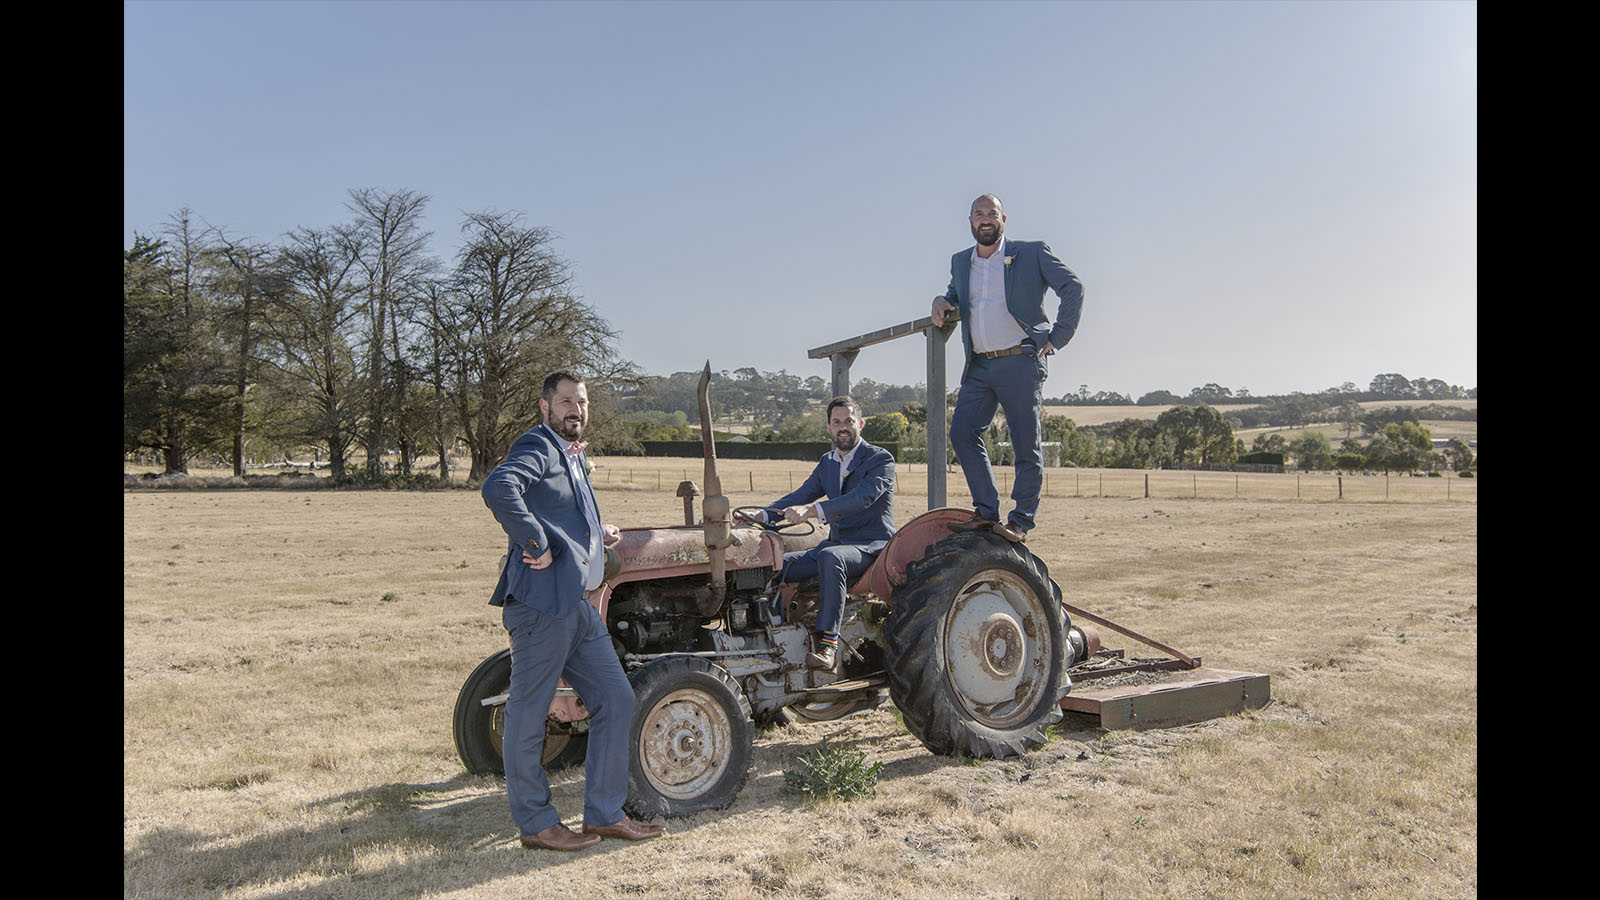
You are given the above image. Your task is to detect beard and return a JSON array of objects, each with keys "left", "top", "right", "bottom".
[
  {"left": 971, "top": 221, "right": 1003, "bottom": 247},
  {"left": 553, "top": 415, "right": 585, "bottom": 442},
  {"left": 832, "top": 430, "right": 859, "bottom": 453}
]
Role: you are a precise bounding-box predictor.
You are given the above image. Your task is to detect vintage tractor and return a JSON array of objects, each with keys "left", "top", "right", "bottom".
[{"left": 453, "top": 363, "right": 1097, "bottom": 819}]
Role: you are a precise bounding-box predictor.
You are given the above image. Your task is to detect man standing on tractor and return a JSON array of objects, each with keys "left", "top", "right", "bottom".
[
  {"left": 736, "top": 396, "right": 896, "bottom": 670},
  {"left": 931, "top": 193, "right": 1084, "bottom": 543}
]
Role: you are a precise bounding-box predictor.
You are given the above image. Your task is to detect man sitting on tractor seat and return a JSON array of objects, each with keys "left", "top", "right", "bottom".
[{"left": 736, "top": 396, "right": 896, "bottom": 670}]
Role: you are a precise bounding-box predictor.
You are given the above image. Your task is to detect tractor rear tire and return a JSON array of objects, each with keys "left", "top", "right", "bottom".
[
  {"left": 882, "top": 530, "right": 1069, "bottom": 758},
  {"left": 624, "top": 656, "right": 754, "bottom": 820},
  {"left": 452, "top": 649, "right": 588, "bottom": 777}
]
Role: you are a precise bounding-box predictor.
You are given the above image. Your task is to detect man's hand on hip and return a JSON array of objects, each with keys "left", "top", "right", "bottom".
[{"left": 522, "top": 548, "right": 553, "bottom": 569}]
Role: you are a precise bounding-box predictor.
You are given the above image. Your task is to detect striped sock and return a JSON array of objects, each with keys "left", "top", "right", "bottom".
[{"left": 817, "top": 632, "right": 839, "bottom": 650}]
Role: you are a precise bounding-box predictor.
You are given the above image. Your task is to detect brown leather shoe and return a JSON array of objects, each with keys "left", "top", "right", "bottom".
[
  {"left": 582, "top": 816, "right": 666, "bottom": 841},
  {"left": 994, "top": 521, "right": 1028, "bottom": 543},
  {"left": 806, "top": 643, "right": 838, "bottom": 670},
  {"left": 947, "top": 511, "right": 997, "bottom": 533},
  {"left": 521, "top": 823, "right": 601, "bottom": 851}
]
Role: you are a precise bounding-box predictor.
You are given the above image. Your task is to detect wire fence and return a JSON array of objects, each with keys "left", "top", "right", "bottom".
[
  {"left": 129, "top": 455, "right": 1476, "bottom": 504},
  {"left": 589, "top": 459, "right": 1477, "bottom": 504}
]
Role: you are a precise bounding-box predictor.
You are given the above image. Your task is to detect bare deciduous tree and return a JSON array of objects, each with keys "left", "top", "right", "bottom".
[
  {"left": 347, "top": 187, "right": 433, "bottom": 474},
  {"left": 258, "top": 225, "right": 367, "bottom": 478},
  {"left": 438, "top": 210, "right": 635, "bottom": 481}
]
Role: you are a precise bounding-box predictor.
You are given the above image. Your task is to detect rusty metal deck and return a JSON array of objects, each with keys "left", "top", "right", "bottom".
[
  {"left": 1055, "top": 600, "right": 1271, "bottom": 730},
  {"left": 1060, "top": 666, "right": 1270, "bottom": 730}
]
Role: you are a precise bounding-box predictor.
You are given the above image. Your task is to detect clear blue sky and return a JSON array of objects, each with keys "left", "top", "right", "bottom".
[{"left": 124, "top": 0, "right": 1476, "bottom": 401}]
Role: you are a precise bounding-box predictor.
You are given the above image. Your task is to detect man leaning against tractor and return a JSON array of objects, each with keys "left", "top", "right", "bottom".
[{"left": 480, "top": 371, "right": 666, "bottom": 851}]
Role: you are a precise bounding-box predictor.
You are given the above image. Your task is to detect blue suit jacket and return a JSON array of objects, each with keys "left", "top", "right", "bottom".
[
  {"left": 481, "top": 424, "right": 601, "bottom": 615},
  {"left": 942, "top": 238, "right": 1084, "bottom": 383},
  {"left": 767, "top": 440, "right": 896, "bottom": 545}
]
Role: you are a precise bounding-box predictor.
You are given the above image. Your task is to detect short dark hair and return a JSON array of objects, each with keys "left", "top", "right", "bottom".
[
  {"left": 542, "top": 371, "right": 583, "bottom": 403},
  {"left": 825, "top": 396, "right": 859, "bottom": 421}
]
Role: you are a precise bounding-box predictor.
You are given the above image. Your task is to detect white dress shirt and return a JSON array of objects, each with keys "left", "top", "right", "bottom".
[{"left": 968, "top": 244, "right": 1027, "bottom": 353}]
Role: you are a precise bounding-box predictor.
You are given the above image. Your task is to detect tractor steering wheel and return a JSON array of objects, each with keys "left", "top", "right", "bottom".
[{"left": 733, "top": 505, "right": 817, "bottom": 536}]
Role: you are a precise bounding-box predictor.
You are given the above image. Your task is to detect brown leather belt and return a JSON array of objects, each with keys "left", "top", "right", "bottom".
[{"left": 976, "top": 344, "right": 1031, "bottom": 359}]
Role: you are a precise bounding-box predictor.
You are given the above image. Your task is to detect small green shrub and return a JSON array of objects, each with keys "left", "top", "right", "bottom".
[{"left": 781, "top": 737, "right": 882, "bottom": 801}]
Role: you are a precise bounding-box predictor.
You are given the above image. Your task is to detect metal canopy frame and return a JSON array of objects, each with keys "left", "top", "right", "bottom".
[{"left": 808, "top": 316, "right": 958, "bottom": 510}]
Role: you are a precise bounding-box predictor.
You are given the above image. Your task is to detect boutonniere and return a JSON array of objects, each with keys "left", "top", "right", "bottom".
[
  {"left": 584, "top": 457, "right": 596, "bottom": 477},
  {"left": 1003, "top": 256, "right": 1014, "bottom": 268}
]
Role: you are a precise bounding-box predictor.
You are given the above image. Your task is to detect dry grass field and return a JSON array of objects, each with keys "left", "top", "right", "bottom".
[{"left": 124, "top": 456, "right": 1476, "bottom": 899}]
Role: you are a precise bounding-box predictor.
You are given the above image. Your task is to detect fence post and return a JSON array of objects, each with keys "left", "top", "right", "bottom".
[
  {"left": 1338, "top": 475, "right": 1343, "bottom": 499},
  {"left": 1144, "top": 473, "right": 1149, "bottom": 498}
]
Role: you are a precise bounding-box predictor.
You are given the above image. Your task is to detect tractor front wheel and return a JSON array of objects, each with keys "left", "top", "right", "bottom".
[
  {"left": 882, "top": 530, "right": 1069, "bottom": 758},
  {"left": 624, "top": 656, "right": 754, "bottom": 820}
]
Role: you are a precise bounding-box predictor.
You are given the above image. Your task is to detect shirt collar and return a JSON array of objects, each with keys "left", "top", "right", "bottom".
[
  {"left": 831, "top": 438, "right": 862, "bottom": 470},
  {"left": 972, "top": 238, "right": 1007, "bottom": 264},
  {"left": 543, "top": 423, "right": 578, "bottom": 457}
]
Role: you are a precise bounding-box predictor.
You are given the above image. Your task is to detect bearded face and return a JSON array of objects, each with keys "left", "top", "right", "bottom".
[
  {"left": 828, "top": 407, "right": 861, "bottom": 453},
  {"left": 969, "top": 199, "right": 1004, "bottom": 247},
  {"left": 541, "top": 379, "right": 588, "bottom": 442}
]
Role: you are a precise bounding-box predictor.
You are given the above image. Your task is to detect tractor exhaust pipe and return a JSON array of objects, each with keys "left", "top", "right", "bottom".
[{"left": 697, "top": 362, "right": 731, "bottom": 610}]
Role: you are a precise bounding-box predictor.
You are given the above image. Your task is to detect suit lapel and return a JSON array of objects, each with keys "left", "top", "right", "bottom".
[
  {"left": 1002, "top": 239, "right": 1016, "bottom": 308},
  {"left": 544, "top": 425, "right": 587, "bottom": 516},
  {"left": 955, "top": 251, "right": 972, "bottom": 312},
  {"left": 836, "top": 441, "right": 871, "bottom": 495}
]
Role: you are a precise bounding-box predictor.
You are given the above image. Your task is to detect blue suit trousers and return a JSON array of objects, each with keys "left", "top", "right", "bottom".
[
  {"left": 780, "top": 539, "right": 886, "bottom": 635},
  {"left": 501, "top": 597, "right": 634, "bottom": 835},
  {"left": 950, "top": 353, "right": 1045, "bottom": 531}
]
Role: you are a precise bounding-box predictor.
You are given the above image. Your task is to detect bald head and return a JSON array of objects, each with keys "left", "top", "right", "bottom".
[{"left": 970, "top": 193, "right": 1004, "bottom": 216}]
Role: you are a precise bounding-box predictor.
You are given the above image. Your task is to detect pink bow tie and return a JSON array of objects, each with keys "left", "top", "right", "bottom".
[{"left": 565, "top": 441, "right": 587, "bottom": 457}]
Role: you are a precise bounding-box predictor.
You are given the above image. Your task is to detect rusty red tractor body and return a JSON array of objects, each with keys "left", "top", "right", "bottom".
[{"left": 454, "top": 366, "right": 1094, "bottom": 820}]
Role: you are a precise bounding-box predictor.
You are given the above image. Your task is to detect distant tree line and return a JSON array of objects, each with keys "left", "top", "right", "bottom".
[
  {"left": 617, "top": 370, "right": 1475, "bottom": 473},
  {"left": 125, "top": 189, "right": 638, "bottom": 482},
  {"left": 126, "top": 193, "right": 1474, "bottom": 480},
  {"left": 1054, "top": 375, "right": 1473, "bottom": 409}
]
